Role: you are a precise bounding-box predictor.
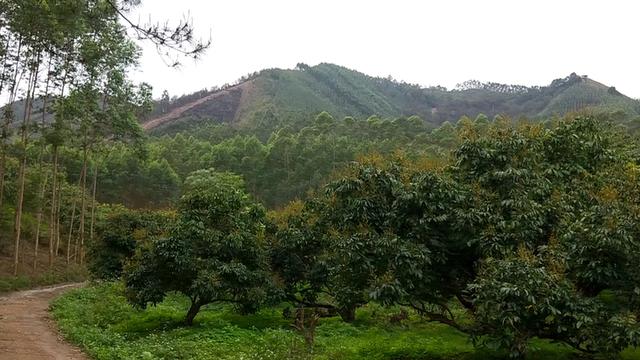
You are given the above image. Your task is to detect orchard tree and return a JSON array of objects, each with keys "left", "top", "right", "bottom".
[
  {"left": 271, "top": 155, "right": 473, "bottom": 323},
  {"left": 269, "top": 200, "right": 334, "bottom": 315},
  {"left": 457, "top": 116, "right": 640, "bottom": 356},
  {"left": 124, "top": 169, "right": 271, "bottom": 325},
  {"left": 271, "top": 115, "right": 640, "bottom": 357}
]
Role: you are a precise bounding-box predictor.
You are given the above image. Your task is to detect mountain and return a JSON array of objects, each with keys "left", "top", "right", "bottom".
[{"left": 141, "top": 63, "right": 640, "bottom": 134}]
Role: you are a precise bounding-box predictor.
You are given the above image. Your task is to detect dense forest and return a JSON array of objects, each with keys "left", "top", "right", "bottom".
[{"left": 2, "top": 1, "right": 640, "bottom": 360}]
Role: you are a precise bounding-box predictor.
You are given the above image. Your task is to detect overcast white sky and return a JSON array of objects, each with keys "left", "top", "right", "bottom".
[{"left": 128, "top": 0, "right": 640, "bottom": 99}]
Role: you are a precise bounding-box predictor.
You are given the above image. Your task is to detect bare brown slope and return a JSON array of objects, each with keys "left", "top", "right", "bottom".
[
  {"left": 0, "top": 283, "right": 87, "bottom": 360},
  {"left": 142, "top": 81, "right": 253, "bottom": 131}
]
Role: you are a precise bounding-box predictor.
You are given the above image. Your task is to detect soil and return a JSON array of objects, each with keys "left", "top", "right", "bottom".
[
  {"left": 0, "top": 283, "right": 87, "bottom": 360},
  {"left": 141, "top": 80, "right": 252, "bottom": 131}
]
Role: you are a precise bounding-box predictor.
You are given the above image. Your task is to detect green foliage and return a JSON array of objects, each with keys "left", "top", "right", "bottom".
[
  {"left": 470, "top": 254, "right": 640, "bottom": 357},
  {"left": 0, "top": 265, "right": 87, "bottom": 293},
  {"left": 96, "top": 143, "right": 181, "bottom": 208},
  {"left": 269, "top": 155, "right": 472, "bottom": 322},
  {"left": 147, "top": 64, "right": 640, "bottom": 137},
  {"left": 268, "top": 200, "right": 330, "bottom": 311},
  {"left": 51, "top": 283, "right": 607, "bottom": 360},
  {"left": 328, "top": 163, "right": 453, "bottom": 317},
  {"left": 123, "top": 169, "right": 271, "bottom": 324},
  {"left": 455, "top": 116, "right": 640, "bottom": 356},
  {"left": 267, "top": 115, "right": 640, "bottom": 356},
  {"left": 89, "top": 205, "right": 174, "bottom": 280},
  {"left": 106, "top": 111, "right": 446, "bottom": 208}
]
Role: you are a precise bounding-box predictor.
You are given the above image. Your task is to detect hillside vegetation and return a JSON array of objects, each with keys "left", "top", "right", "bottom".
[{"left": 145, "top": 64, "right": 640, "bottom": 134}]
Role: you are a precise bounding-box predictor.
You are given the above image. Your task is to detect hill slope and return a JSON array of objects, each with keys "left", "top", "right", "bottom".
[{"left": 144, "top": 63, "right": 640, "bottom": 134}]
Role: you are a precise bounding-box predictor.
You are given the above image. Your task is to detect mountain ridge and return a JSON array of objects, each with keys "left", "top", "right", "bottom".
[{"left": 144, "top": 63, "right": 640, "bottom": 133}]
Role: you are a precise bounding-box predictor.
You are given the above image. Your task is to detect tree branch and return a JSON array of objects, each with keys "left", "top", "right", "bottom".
[
  {"left": 105, "top": 0, "right": 211, "bottom": 66},
  {"left": 286, "top": 294, "right": 336, "bottom": 310},
  {"left": 399, "top": 301, "right": 469, "bottom": 333}
]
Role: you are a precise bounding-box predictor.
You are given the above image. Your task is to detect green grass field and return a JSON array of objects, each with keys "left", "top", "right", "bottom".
[{"left": 50, "top": 283, "right": 640, "bottom": 360}]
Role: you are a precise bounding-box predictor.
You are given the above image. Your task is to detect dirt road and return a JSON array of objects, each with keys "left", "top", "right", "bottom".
[{"left": 0, "top": 283, "right": 87, "bottom": 360}]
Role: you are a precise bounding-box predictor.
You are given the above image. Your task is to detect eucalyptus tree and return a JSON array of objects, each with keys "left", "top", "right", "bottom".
[
  {"left": 43, "top": 1, "right": 85, "bottom": 266},
  {"left": 7, "top": 0, "right": 52, "bottom": 274},
  {"left": 32, "top": 48, "right": 61, "bottom": 270},
  {"left": 46, "top": 112, "right": 67, "bottom": 266},
  {"left": 1, "top": 0, "right": 82, "bottom": 272},
  {"left": 1, "top": 0, "right": 208, "bottom": 273}
]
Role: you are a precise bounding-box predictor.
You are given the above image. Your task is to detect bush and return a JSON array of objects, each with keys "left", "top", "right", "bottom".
[
  {"left": 88, "top": 205, "right": 174, "bottom": 280},
  {"left": 123, "top": 170, "right": 271, "bottom": 325}
]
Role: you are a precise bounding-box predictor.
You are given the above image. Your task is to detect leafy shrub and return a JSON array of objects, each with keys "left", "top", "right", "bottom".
[
  {"left": 89, "top": 205, "right": 174, "bottom": 280},
  {"left": 123, "top": 170, "right": 271, "bottom": 325}
]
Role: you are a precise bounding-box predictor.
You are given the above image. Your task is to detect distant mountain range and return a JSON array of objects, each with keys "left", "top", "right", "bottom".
[{"left": 21, "top": 63, "right": 640, "bottom": 135}]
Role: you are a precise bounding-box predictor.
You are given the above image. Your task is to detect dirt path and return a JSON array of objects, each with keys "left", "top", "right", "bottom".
[{"left": 0, "top": 283, "right": 87, "bottom": 360}]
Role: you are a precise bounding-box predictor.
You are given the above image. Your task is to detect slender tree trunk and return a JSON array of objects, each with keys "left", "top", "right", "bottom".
[
  {"left": 35, "top": 55, "right": 53, "bottom": 268},
  {"left": 77, "top": 144, "right": 88, "bottom": 264},
  {"left": 67, "top": 175, "right": 83, "bottom": 265},
  {"left": 33, "top": 172, "right": 48, "bottom": 270},
  {"left": 40, "top": 55, "right": 51, "bottom": 124},
  {"left": 33, "top": 60, "right": 52, "bottom": 270},
  {"left": 89, "top": 164, "right": 98, "bottom": 254},
  {"left": 13, "top": 128, "right": 28, "bottom": 275},
  {"left": 54, "top": 55, "right": 69, "bottom": 259},
  {"left": 55, "top": 178, "right": 62, "bottom": 256},
  {"left": 66, "top": 195, "right": 77, "bottom": 265},
  {"left": 13, "top": 57, "right": 39, "bottom": 276},
  {"left": 0, "top": 148, "right": 5, "bottom": 250},
  {"left": 48, "top": 146, "right": 58, "bottom": 267},
  {"left": 0, "top": 108, "right": 9, "bottom": 212},
  {"left": 0, "top": 35, "right": 11, "bottom": 96},
  {"left": 8, "top": 36, "right": 22, "bottom": 103}
]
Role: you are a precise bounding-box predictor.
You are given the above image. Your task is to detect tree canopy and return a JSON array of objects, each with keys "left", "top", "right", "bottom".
[
  {"left": 124, "top": 169, "right": 271, "bottom": 325},
  {"left": 267, "top": 115, "right": 640, "bottom": 356}
]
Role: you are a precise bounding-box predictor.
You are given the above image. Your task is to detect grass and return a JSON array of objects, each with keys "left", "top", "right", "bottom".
[
  {"left": 0, "top": 242, "right": 88, "bottom": 294},
  {"left": 0, "top": 264, "right": 87, "bottom": 293},
  {"left": 49, "top": 282, "right": 640, "bottom": 360}
]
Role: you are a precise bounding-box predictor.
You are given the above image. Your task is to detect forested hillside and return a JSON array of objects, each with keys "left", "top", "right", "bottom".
[{"left": 144, "top": 63, "right": 640, "bottom": 134}]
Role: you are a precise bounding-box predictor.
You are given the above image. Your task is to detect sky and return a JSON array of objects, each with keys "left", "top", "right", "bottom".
[{"left": 128, "top": 0, "right": 640, "bottom": 99}]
